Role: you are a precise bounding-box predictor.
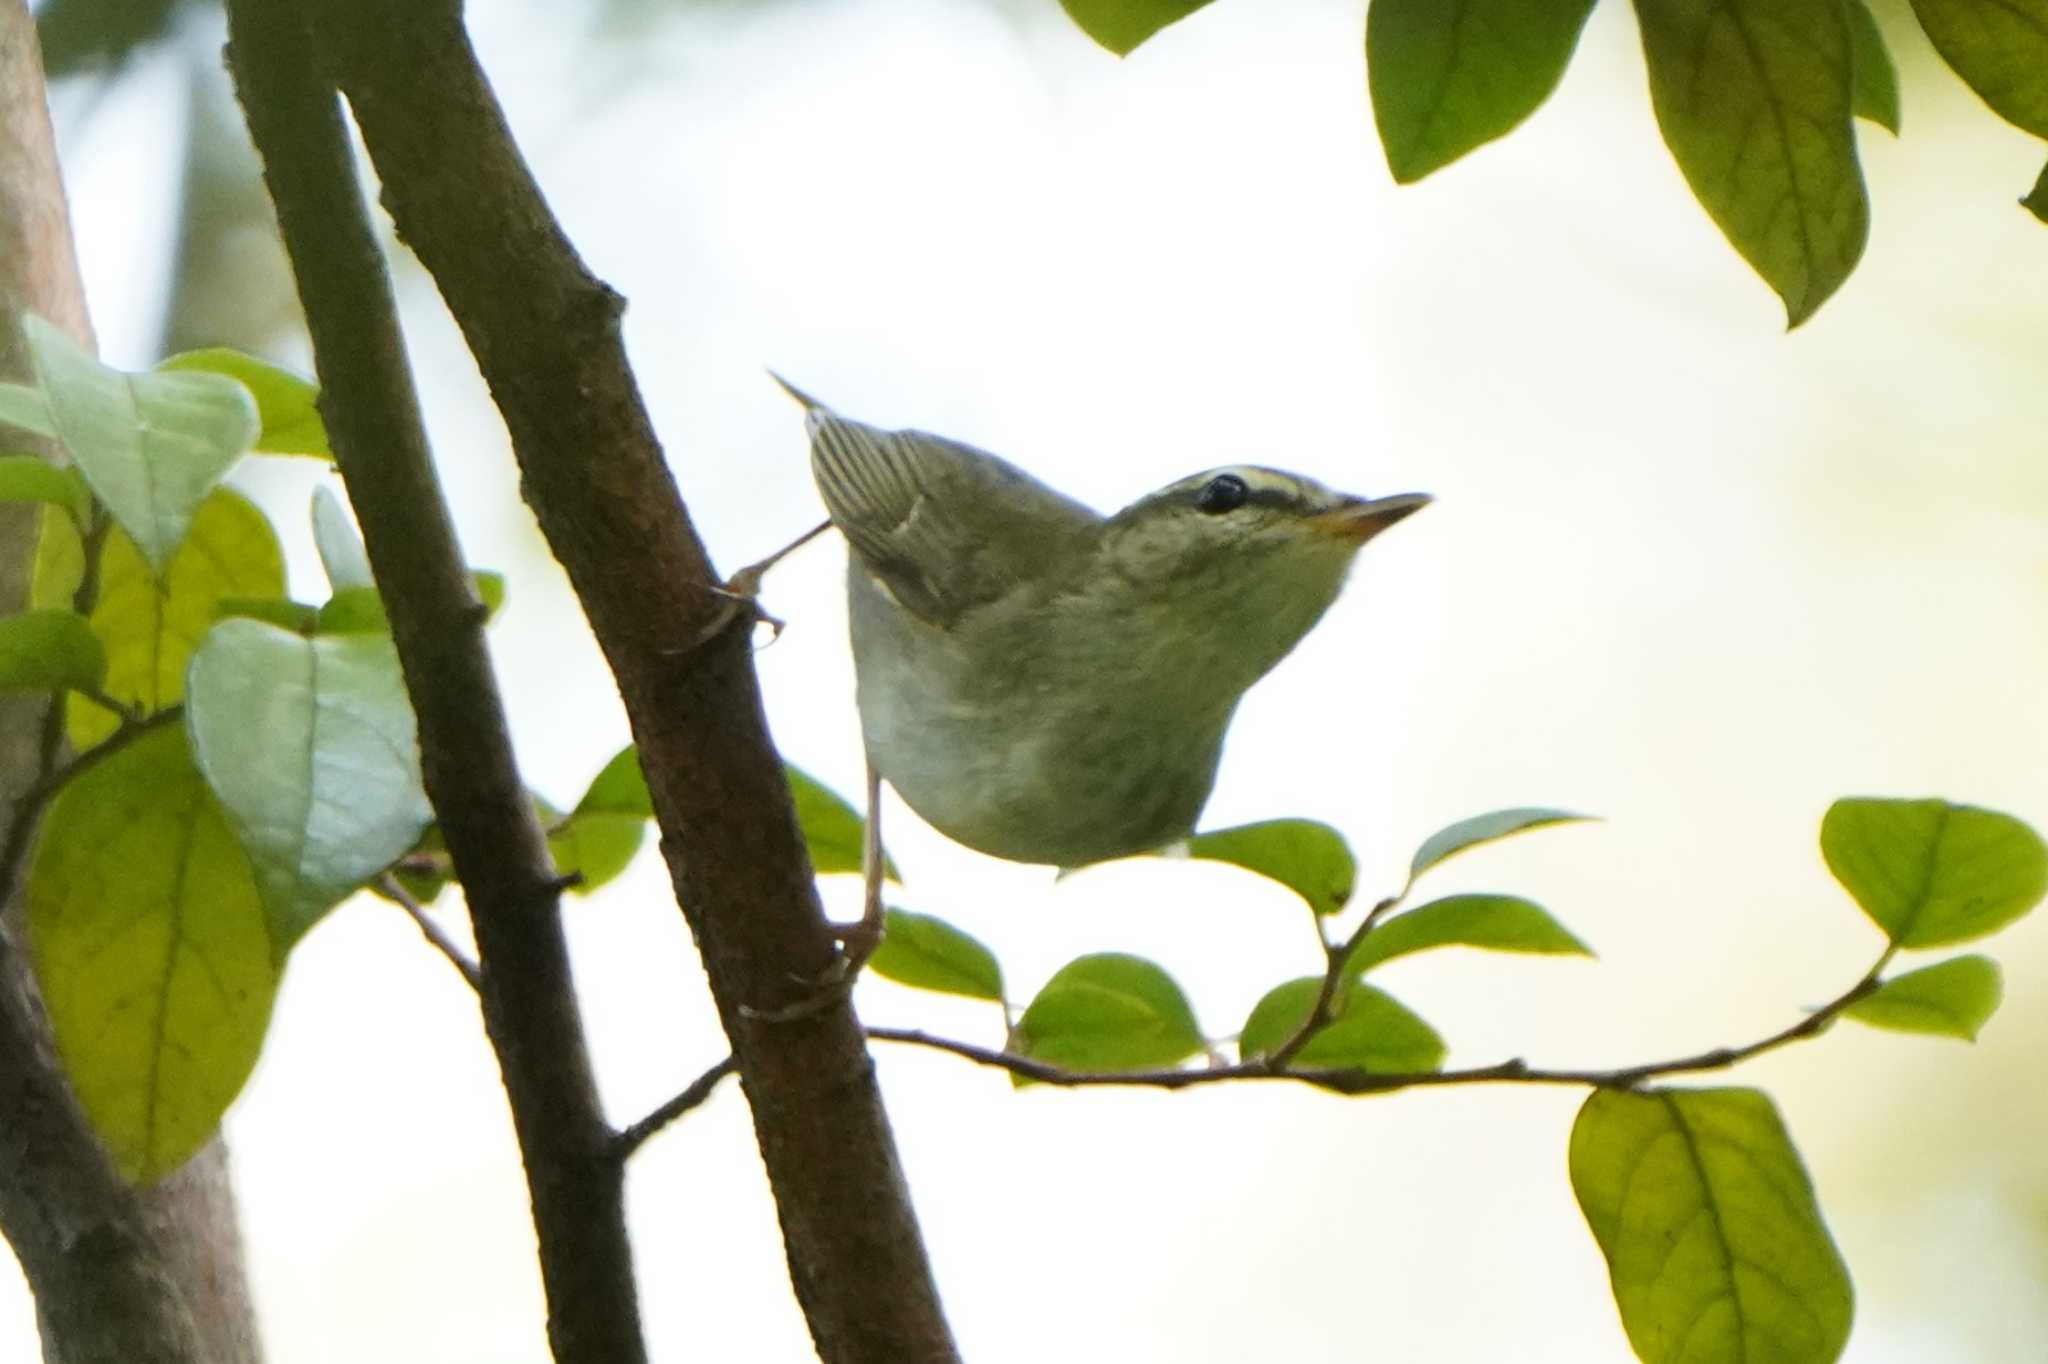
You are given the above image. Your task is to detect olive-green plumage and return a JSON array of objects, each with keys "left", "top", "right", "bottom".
[{"left": 783, "top": 380, "right": 1429, "bottom": 868}]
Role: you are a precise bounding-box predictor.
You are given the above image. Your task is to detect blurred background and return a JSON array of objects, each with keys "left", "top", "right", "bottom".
[{"left": 6, "top": 0, "right": 2046, "bottom": 1358}]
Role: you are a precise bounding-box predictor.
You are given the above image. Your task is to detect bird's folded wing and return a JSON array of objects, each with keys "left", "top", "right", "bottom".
[{"left": 807, "top": 411, "right": 1101, "bottom": 628}]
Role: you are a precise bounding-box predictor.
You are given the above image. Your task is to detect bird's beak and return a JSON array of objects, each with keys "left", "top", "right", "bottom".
[{"left": 1314, "top": 491, "right": 1433, "bottom": 541}]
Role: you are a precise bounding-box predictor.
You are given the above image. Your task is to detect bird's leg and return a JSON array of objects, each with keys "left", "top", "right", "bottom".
[
  {"left": 833, "top": 760, "right": 888, "bottom": 965},
  {"left": 685, "top": 519, "right": 832, "bottom": 650}
]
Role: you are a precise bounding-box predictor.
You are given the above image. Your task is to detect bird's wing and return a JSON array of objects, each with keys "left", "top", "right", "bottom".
[{"left": 797, "top": 399, "right": 1102, "bottom": 628}]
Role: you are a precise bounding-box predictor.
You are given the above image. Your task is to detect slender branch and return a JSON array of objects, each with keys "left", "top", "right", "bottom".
[
  {"left": 0, "top": 705, "right": 184, "bottom": 907},
  {"left": 612, "top": 1056, "right": 738, "bottom": 1162},
  {"left": 869, "top": 948, "right": 1892, "bottom": 1096},
  {"left": 1267, "top": 893, "right": 1401, "bottom": 1069},
  {"left": 287, "top": 4, "right": 959, "bottom": 1360},
  {"left": 372, "top": 874, "right": 480, "bottom": 991},
  {"left": 221, "top": 8, "right": 645, "bottom": 1363}
]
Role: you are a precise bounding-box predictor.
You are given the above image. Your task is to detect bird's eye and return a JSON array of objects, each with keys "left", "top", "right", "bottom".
[{"left": 1194, "top": 473, "right": 1249, "bottom": 514}]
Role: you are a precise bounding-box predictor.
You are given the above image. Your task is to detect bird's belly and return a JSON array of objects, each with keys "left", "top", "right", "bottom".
[{"left": 858, "top": 672, "right": 1223, "bottom": 868}]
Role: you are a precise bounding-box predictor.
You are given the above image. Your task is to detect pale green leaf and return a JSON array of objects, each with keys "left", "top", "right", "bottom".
[
  {"left": 1238, "top": 976, "right": 1444, "bottom": 1072},
  {"left": 1057, "top": 0, "right": 1215, "bottom": 55},
  {"left": 0, "top": 610, "right": 105, "bottom": 693},
  {"left": 24, "top": 314, "right": 258, "bottom": 573},
  {"left": 868, "top": 909, "right": 1005, "bottom": 1001},
  {"left": 1346, "top": 893, "right": 1592, "bottom": 973},
  {"left": 0, "top": 454, "right": 90, "bottom": 520},
  {"left": 1634, "top": 0, "right": 1869, "bottom": 327},
  {"left": 158, "top": 348, "right": 329, "bottom": 458},
  {"left": 1821, "top": 797, "right": 2047, "bottom": 947},
  {"left": 1409, "top": 806, "right": 1594, "bottom": 881},
  {"left": 313, "top": 586, "right": 388, "bottom": 634},
  {"left": 28, "top": 725, "right": 279, "bottom": 1183},
  {"left": 216, "top": 598, "right": 320, "bottom": 633},
  {"left": 1908, "top": 0, "right": 2048, "bottom": 139},
  {"left": 185, "top": 619, "right": 432, "bottom": 947},
  {"left": 1014, "top": 953, "right": 1202, "bottom": 1073},
  {"left": 547, "top": 813, "right": 645, "bottom": 895},
  {"left": 1186, "top": 818, "right": 1354, "bottom": 915},
  {"left": 0, "top": 381, "right": 54, "bottom": 438},
  {"left": 1849, "top": 2, "right": 1901, "bottom": 133},
  {"left": 788, "top": 763, "right": 897, "bottom": 880},
  {"left": 1368, "top": 0, "right": 1598, "bottom": 183},
  {"left": 30, "top": 504, "right": 83, "bottom": 611},
  {"left": 1845, "top": 954, "right": 2002, "bottom": 1040},
  {"left": 1571, "top": 1087, "right": 1853, "bottom": 1364},
  {"left": 69, "top": 488, "right": 284, "bottom": 751},
  {"left": 311, "top": 486, "right": 373, "bottom": 591}
]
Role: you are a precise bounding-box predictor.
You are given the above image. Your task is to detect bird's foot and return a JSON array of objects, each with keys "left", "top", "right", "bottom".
[{"left": 738, "top": 916, "right": 886, "bottom": 1024}]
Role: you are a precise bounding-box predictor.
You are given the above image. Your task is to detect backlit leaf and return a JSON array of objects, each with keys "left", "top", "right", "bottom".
[
  {"left": 1186, "top": 818, "right": 1354, "bottom": 915},
  {"left": 1908, "top": 0, "right": 2048, "bottom": 138},
  {"left": 1409, "top": 806, "right": 1594, "bottom": 881},
  {"left": 1238, "top": 976, "right": 1444, "bottom": 1072},
  {"left": 1849, "top": 1, "right": 1901, "bottom": 133},
  {"left": 869, "top": 909, "right": 1005, "bottom": 1001},
  {"left": 0, "top": 610, "right": 105, "bottom": 693},
  {"left": 158, "top": 348, "right": 329, "bottom": 458},
  {"left": 1057, "top": 0, "right": 1215, "bottom": 55},
  {"left": 1014, "top": 953, "right": 1202, "bottom": 1073},
  {"left": 1346, "top": 893, "right": 1592, "bottom": 973},
  {"left": 1845, "top": 954, "right": 2001, "bottom": 1041},
  {"left": 1820, "top": 797, "right": 2047, "bottom": 947}
]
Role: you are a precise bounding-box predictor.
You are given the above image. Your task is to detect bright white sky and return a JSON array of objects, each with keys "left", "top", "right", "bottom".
[{"left": 8, "top": 0, "right": 2048, "bottom": 1360}]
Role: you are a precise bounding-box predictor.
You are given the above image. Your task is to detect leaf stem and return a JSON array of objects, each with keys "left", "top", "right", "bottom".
[
  {"left": 611, "top": 1056, "right": 739, "bottom": 1162},
  {"left": 0, "top": 705, "right": 184, "bottom": 908},
  {"left": 371, "top": 873, "right": 480, "bottom": 990}
]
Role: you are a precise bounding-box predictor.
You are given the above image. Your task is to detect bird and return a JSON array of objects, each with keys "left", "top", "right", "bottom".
[{"left": 765, "top": 377, "right": 1429, "bottom": 961}]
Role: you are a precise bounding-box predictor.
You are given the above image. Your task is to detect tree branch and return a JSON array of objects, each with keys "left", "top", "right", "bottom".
[
  {"left": 613, "top": 1057, "right": 738, "bottom": 1162},
  {"left": 868, "top": 948, "right": 1892, "bottom": 1095},
  {"left": 372, "top": 874, "right": 481, "bottom": 991},
  {"left": 0, "top": 706, "right": 184, "bottom": 909},
  {"left": 280, "top": 3, "right": 958, "bottom": 1360},
  {"left": 221, "top": 7, "right": 645, "bottom": 1362}
]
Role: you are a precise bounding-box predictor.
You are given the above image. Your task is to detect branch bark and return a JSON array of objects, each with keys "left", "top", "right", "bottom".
[
  {"left": 0, "top": 6, "right": 228, "bottom": 1362},
  {"left": 276, "top": 2, "right": 959, "bottom": 1358},
  {"left": 220, "top": 5, "right": 646, "bottom": 1362}
]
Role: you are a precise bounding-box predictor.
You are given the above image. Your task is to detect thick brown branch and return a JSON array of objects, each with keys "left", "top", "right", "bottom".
[
  {"left": 284, "top": 2, "right": 958, "bottom": 1360},
  {"left": 221, "top": 7, "right": 644, "bottom": 1362}
]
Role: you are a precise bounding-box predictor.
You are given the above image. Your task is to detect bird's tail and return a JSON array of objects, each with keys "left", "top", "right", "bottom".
[{"left": 765, "top": 370, "right": 826, "bottom": 412}]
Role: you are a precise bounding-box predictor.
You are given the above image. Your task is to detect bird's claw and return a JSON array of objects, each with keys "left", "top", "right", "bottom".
[{"left": 738, "top": 918, "right": 885, "bottom": 1024}]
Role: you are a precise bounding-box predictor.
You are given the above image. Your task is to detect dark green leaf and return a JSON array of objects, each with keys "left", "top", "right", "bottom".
[
  {"left": 0, "top": 610, "right": 105, "bottom": 693},
  {"left": 30, "top": 504, "right": 83, "bottom": 611},
  {"left": 28, "top": 725, "right": 279, "bottom": 1183},
  {"left": 547, "top": 814, "right": 646, "bottom": 895},
  {"left": 1909, "top": 0, "right": 2048, "bottom": 138},
  {"left": 158, "top": 348, "right": 330, "bottom": 458},
  {"left": 1238, "top": 976, "right": 1445, "bottom": 1072},
  {"left": 0, "top": 381, "right": 55, "bottom": 438},
  {"left": 1367, "top": 0, "right": 1598, "bottom": 183},
  {"left": 1347, "top": 893, "right": 1593, "bottom": 973},
  {"left": 1570, "top": 1087, "right": 1854, "bottom": 1364},
  {"left": 1014, "top": 953, "right": 1203, "bottom": 1073},
  {"left": 216, "top": 598, "right": 320, "bottom": 633},
  {"left": 1634, "top": 0, "right": 1869, "bottom": 327},
  {"left": 0, "top": 454, "right": 90, "bottom": 520},
  {"left": 1845, "top": 954, "right": 2002, "bottom": 1040},
  {"left": 185, "top": 618, "right": 432, "bottom": 948},
  {"left": 1057, "top": 0, "right": 1214, "bottom": 55},
  {"left": 1409, "top": 806, "right": 1594, "bottom": 881},
  {"left": 1849, "top": 2, "right": 1901, "bottom": 133},
  {"left": 70, "top": 488, "right": 285, "bottom": 751},
  {"left": 2024, "top": 159, "right": 2048, "bottom": 223},
  {"left": 1185, "top": 818, "right": 1354, "bottom": 915},
  {"left": 868, "top": 909, "right": 1005, "bottom": 1001},
  {"left": 23, "top": 313, "right": 258, "bottom": 573},
  {"left": 1821, "top": 797, "right": 2047, "bottom": 947},
  {"left": 788, "top": 763, "right": 898, "bottom": 881},
  {"left": 311, "top": 486, "right": 373, "bottom": 591}
]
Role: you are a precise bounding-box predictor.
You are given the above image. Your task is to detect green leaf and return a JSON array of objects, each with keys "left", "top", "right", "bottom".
[
  {"left": 311, "top": 486, "right": 373, "bottom": 592},
  {"left": 69, "top": 488, "right": 285, "bottom": 751},
  {"left": 0, "top": 381, "right": 55, "bottom": 438},
  {"left": 1409, "top": 806, "right": 1594, "bottom": 881},
  {"left": 30, "top": 504, "right": 83, "bottom": 611},
  {"left": 1849, "top": 2, "right": 1901, "bottom": 134},
  {"left": 313, "top": 586, "right": 388, "bottom": 634},
  {"left": 868, "top": 908, "right": 1005, "bottom": 1001},
  {"left": 473, "top": 569, "right": 505, "bottom": 620},
  {"left": 0, "top": 454, "right": 90, "bottom": 520},
  {"left": 788, "top": 763, "right": 898, "bottom": 881},
  {"left": 28, "top": 725, "right": 280, "bottom": 1184},
  {"left": 1057, "top": 0, "right": 1215, "bottom": 55},
  {"left": 2024, "top": 159, "right": 2048, "bottom": 223},
  {"left": 1908, "top": 0, "right": 2048, "bottom": 139},
  {"left": 23, "top": 313, "right": 258, "bottom": 573},
  {"left": 184, "top": 618, "right": 433, "bottom": 948},
  {"left": 1238, "top": 976, "right": 1445, "bottom": 1072},
  {"left": 158, "top": 348, "right": 330, "bottom": 458},
  {"left": 1367, "top": 0, "right": 1598, "bottom": 183},
  {"left": 1820, "top": 797, "right": 2048, "bottom": 948},
  {"left": 1845, "top": 954, "right": 2002, "bottom": 1041},
  {"left": 0, "top": 610, "right": 105, "bottom": 693},
  {"left": 1014, "top": 953, "right": 1203, "bottom": 1073},
  {"left": 574, "top": 746, "right": 652, "bottom": 817},
  {"left": 547, "top": 814, "right": 645, "bottom": 895},
  {"left": 1633, "top": 0, "right": 1869, "bottom": 327},
  {"left": 217, "top": 598, "right": 320, "bottom": 633},
  {"left": 1346, "top": 893, "right": 1593, "bottom": 973},
  {"left": 1570, "top": 1087, "right": 1853, "bottom": 1364},
  {"left": 1185, "top": 818, "right": 1354, "bottom": 915}
]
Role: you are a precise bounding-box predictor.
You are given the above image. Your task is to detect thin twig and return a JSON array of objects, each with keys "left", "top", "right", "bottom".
[
  {"left": 1267, "top": 893, "right": 1402, "bottom": 1069},
  {"left": 868, "top": 947, "right": 1892, "bottom": 1097},
  {"left": 0, "top": 705, "right": 185, "bottom": 906},
  {"left": 372, "top": 873, "right": 480, "bottom": 990},
  {"left": 612, "top": 1057, "right": 739, "bottom": 1162}
]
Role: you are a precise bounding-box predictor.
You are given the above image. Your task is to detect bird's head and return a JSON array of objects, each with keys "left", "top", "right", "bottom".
[{"left": 1084, "top": 466, "right": 1430, "bottom": 686}]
